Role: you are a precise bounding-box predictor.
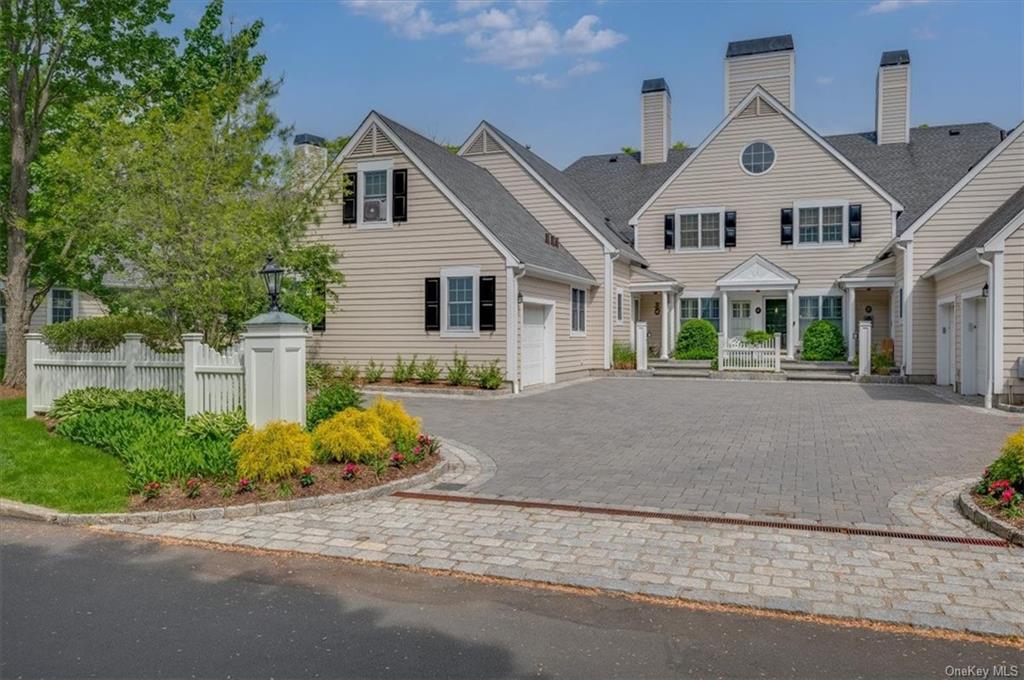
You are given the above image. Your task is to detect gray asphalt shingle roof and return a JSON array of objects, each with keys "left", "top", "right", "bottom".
[
  {"left": 934, "top": 186, "right": 1024, "bottom": 267},
  {"left": 565, "top": 124, "right": 1004, "bottom": 237},
  {"left": 376, "top": 114, "right": 594, "bottom": 283},
  {"left": 481, "top": 123, "right": 646, "bottom": 263}
]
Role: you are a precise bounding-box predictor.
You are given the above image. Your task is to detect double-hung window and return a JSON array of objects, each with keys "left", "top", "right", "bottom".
[
  {"left": 615, "top": 288, "right": 624, "bottom": 324},
  {"left": 680, "top": 298, "right": 699, "bottom": 322},
  {"left": 675, "top": 209, "right": 723, "bottom": 250},
  {"left": 50, "top": 289, "right": 74, "bottom": 324},
  {"left": 700, "top": 297, "right": 720, "bottom": 332},
  {"left": 440, "top": 266, "right": 478, "bottom": 336},
  {"left": 679, "top": 297, "right": 719, "bottom": 332},
  {"left": 796, "top": 201, "right": 847, "bottom": 246},
  {"left": 357, "top": 160, "right": 392, "bottom": 227},
  {"left": 571, "top": 287, "right": 587, "bottom": 335},
  {"left": 798, "top": 295, "right": 843, "bottom": 340}
]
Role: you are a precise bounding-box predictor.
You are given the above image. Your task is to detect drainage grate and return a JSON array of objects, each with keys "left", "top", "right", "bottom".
[
  {"left": 390, "top": 491, "right": 1011, "bottom": 548},
  {"left": 432, "top": 482, "right": 467, "bottom": 491}
]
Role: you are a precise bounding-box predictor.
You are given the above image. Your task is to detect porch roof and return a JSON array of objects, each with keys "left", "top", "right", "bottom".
[
  {"left": 837, "top": 256, "right": 897, "bottom": 287},
  {"left": 715, "top": 255, "right": 798, "bottom": 291},
  {"left": 629, "top": 266, "right": 681, "bottom": 293}
]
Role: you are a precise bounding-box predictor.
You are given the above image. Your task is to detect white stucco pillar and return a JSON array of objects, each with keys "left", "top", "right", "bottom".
[
  {"left": 786, "top": 289, "right": 795, "bottom": 359},
  {"left": 660, "top": 290, "right": 669, "bottom": 359},
  {"left": 720, "top": 290, "right": 729, "bottom": 339},
  {"left": 242, "top": 311, "right": 308, "bottom": 428},
  {"left": 847, "top": 288, "right": 857, "bottom": 361}
]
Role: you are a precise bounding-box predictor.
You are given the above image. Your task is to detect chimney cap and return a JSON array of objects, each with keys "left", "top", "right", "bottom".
[
  {"left": 641, "top": 78, "right": 670, "bottom": 95},
  {"left": 294, "top": 133, "right": 326, "bottom": 147},
  {"left": 726, "top": 34, "right": 793, "bottom": 59},
  {"left": 880, "top": 50, "right": 910, "bottom": 67}
]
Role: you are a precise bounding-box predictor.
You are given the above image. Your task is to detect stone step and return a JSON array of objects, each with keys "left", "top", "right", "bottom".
[
  {"left": 784, "top": 370, "right": 854, "bottom": 382},
  {"left": 651, "top": 367, "right": 712, "bottom": 378},
  {"left": 648, "top": 359, "right": 713, "bottom": 369},
  {"left": 782, "top": 361, "right": 853, "bottom": 373}
]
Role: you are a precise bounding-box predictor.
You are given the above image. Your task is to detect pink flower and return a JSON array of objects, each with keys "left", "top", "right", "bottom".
[{"left": 1000, "top": 489, "right": 1015, "bottom": 504}]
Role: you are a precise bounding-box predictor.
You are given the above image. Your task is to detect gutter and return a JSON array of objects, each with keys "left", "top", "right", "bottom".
[
  {"left": 509, "top": 264, "right": 526, "bottom": 394},
  {"left": 604, "top": 251, "right": 620, "bottom": 370},
  {"left": 894, "top": 240, "right": 911, "bottom": 375},
  {"left": 521, "top": 263, "right": 596, "bottom": 288}
]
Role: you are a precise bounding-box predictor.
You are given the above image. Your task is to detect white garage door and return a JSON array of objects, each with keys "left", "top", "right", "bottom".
[{"left": 522, "top": 304, "right": 548, "bottom": 387}]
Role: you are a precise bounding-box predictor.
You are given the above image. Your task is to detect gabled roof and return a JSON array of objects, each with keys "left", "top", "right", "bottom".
[
  {"left": 622, "top": 87, "right": 905, "bottom": 225},
  {"left": 934, "top": 186, "right": 1024, "bottom": 267},
  {"left": 716, "top": 254, "right": 798, "bottom": 290},
  {"left": 827, "top": 123, "right": 1006, "bottom": 234},
  {"left": 359, "top": 113, "right": 594, "bottom": 283},
  {"left": 465, "top": 122, "right": 645, "bottom": 264}
]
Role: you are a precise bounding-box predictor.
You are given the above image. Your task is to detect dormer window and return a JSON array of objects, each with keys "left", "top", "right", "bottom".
[{"left": 740, "top": 141, "right": 775, "bottom": 175}]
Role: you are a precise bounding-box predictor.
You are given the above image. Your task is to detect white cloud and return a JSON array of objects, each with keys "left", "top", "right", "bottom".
[
  {"left": 562, "top": 15, "right": 626, "bottom": 54},
  {"left": 516, "top": 72, "right": 560, "bottom": 88},
  {"left": 913, "top": 24, "right": 938, "bottom": 40},
  {"left": 568, "top": 60, "right": 602, "bottom": 77},
  {"left": 866, "top": 0, "right": 931, "bottom": 14},
  {"left": 816, "top": 75, "right": 834, "bottom": 86},
  {"left": 342, "top": 1, "right": 626, "bottom": 71}
]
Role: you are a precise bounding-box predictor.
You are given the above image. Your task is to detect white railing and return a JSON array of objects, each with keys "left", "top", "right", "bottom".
[
  {"left": 25, "top": 332, "right": 244, "bottom": 417},
  {"left": 718, "top": 333, "right": 782, "bottom": 372}
]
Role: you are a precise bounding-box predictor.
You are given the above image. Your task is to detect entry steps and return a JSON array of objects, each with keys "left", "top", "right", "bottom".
[{"left": 647, "top": 358, "right": 855, "bottom": 381}]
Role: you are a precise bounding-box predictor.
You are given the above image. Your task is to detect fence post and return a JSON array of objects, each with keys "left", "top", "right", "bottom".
[
  {"left": 635, "top": 322, "right": 648, "bottom": 371},
  {"left": 242, "top": 311, "right": 308, "bottom": 428},
  {"left": 182, "top": 333, "right": 203, "bottom": 417},
  {"left": 718, "top": 333, "right": 725, "bottom": 370},
  {"left": 858, "top": 321, "right": 872, "bottom": 377},
  {"left": 774, "top": 333, "right": 782, "bottom": 372},
  {"left": 25, "top": 333, "right": 42, "bottom": 418},
  {"left": 123, "top": 333, "right": 142, "bottom": 391}
]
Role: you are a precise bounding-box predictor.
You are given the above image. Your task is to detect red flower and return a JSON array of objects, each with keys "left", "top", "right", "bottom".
[{"left": 1000, "top": 489, "right": 1015, "bottom": 504}]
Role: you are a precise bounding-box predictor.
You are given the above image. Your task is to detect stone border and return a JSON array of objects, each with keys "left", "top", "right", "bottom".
[
  {"left": 0, "top": 451, "right": 450, "bottom": 527},
  {"left": 362, "top": 384, "right": 512, "bottom": 398},
  {"left": 957, "top": 486, "right": 1024, "bottom": 547},
  {"left": 851, "top": 374, "right": 908, "bottom": 384}
]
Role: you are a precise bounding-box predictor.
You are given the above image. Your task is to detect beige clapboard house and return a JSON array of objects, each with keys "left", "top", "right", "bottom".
[{"left": 298, "top": 34, "right": 1022, "bottom": 404}]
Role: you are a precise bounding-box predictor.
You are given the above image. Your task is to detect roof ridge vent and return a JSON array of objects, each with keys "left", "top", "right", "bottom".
[{"left": 948, "top": 129, "right": 961, "bottom": 136}]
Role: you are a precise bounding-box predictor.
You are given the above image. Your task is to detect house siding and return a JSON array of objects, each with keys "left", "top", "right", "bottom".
[
  {"left": 641, "top": 91, "right": 670, "bottom": 164},
  {"left": 876, "top": 65, "right": 909, "bottom": 145},
  {"left": 726, "top": 53, "right": 793, "bottom": 111},
  {"left": 518, "top": 275, "right": 590, "bottom": 379},
  {"left": 935, "top": 264, "right": 988, "bottom": 391},
  {"left": 306, "top": 146, "right": 509, "bottom": 374},
  {"left": 612, "top": 259, "right": 633, "bottom": 346},
  {"left": 465, "top": 147, "right": 606, "bottom": 370},
  {"left": 909, "top": 133, "right": 1024, "bottom": 379},
  {"left": 1003, "top": 225, "right": 1024, "bottom": 403},
  {"left": 1, "top": 289, "right": 107, "bottom": 352}
]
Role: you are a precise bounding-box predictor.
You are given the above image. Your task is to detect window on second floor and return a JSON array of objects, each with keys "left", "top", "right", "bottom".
[
  {"left": 797, "top": 202, "right": 847, "bottom": 246},
  {"left": 676, "top": 209, "right": 723, "bottom": 251}
]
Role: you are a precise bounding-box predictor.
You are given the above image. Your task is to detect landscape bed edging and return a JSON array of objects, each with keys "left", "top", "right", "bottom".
[
  {"left": 0, "top": 451, "right": 450, "bottom": 527},
  {"left": 956, "top": 485, "right": 1024, "bottom": 547}
]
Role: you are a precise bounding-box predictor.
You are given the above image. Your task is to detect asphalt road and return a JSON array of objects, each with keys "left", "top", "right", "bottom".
[{"left": 1, "top": 519, "right": 1019, "bottom": 679}]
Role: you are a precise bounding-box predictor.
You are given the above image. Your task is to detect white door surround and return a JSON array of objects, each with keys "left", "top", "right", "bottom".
[
  {"left": 521, "top": 298, "right": 556, "bottom": 387},
  {"left": 961, "top": 294, "right": 988, "bottom": 396},
  {"left": 936, "top": 299, "right": 954, "bottom": 387}
]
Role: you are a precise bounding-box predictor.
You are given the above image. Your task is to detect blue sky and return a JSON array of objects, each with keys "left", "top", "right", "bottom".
[{"left": 170, "top": 0, "right": 1024, "bottom": 167}]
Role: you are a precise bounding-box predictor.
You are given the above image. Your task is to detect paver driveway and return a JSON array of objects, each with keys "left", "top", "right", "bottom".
[{"left": 399, "top": 379, "right": 1022, "bottom": 526}]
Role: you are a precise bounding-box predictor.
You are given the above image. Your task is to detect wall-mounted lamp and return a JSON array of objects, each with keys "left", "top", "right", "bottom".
[{"left": 982, "top": 283, "right": 989, "bottom": 298}]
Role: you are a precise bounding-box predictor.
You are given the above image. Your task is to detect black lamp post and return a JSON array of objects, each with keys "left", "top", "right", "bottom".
[{"left": 260, "top": 256, "right": 285, "bottom": 312}]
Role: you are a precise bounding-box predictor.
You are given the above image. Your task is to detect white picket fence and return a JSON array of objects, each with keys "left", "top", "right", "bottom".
[
  {"left": 25, "top": 332, "right": 244, "bottom": 417},
  {"left": 719, "top": 333, "right": 782, "bottom": 372}
]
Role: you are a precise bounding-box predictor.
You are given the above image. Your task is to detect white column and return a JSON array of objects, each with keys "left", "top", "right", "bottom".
[
  {"left": 660, "top": 290, "right": 669, "bottom": 359},
  {"left": 668, "top": 292, "right": 677, "bottom": 348},
  {"left": 846, "top": 288, "right": 857, "bottom": 361},
  {"left": 858, "top": 321, "right": 872, "bottom": 376},
  {"left": 636, "top": 321, "right": 648, "bottom": 371},
  {"left": 786, "top": 289, "right": 795, "bottom": 359},
  {"left": 24, "top": 333, "right": 42, "bottom": 418},
  {"left": 720, "top": 290, "right": 729, "bottom": 340},
  {"left": 123, "top": 333, "right": 142, "bottom": 391},
  {"left": 242, "top": 312, "right": 308, "bottom": 428},
  {"left": 182, "top": 332, "right": 203, "bottom": 417}
]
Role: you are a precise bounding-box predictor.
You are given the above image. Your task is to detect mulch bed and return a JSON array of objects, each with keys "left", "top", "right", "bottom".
[
  {"left": 970, "top": 490, "right": 1024, "bottom": 530},
  {"left": 0, "top": 386, "right": 25, "bottom": 400},
  {"left": 128, "top": 454, "right": 440, "bottom": 512}
]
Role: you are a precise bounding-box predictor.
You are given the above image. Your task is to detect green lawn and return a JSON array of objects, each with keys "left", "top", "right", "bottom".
[{"left": 0, "top": 397, "right": 130, "bottom": 513}]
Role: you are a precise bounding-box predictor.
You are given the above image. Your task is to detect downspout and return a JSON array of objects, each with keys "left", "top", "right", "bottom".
[
  {"left": 975, "top": 251, "right": 994, "bottom": 409},
  {"left": 894, "top": 240, "right": 910, "bottom": 376},
  {"left": 604, "top": 251, "right": 620, "bottom": 370},
  {"left": 507, "top": 264, "right": 526, "bottom": 394}
]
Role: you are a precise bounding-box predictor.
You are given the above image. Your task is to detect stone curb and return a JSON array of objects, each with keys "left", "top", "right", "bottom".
[
  {"left": 850, "top": 374, "right": 908, "bottom": 384},
  {"left": 957, "top": 486, "right": 1024, "bottom": 547},
  {"left": 362, "top": 385, "right": 512, "bottom": 399},
  {"left": 0, "top": 453, "right": 450, "bottom": 527}
]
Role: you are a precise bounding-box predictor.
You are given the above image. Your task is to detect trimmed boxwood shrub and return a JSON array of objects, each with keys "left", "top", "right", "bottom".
[
  {"left": 42, "top": 315, "right": 178, "bottom": 352},
  {"left": 743, "top": 329, "right": 773, "bottom": 344},
  {"left": 306, "top": 382, "right": 363, "bottom": 430},
  {"left": 674, "top": 319, "right": 718, "bottom": 360},
  {"left": 800, "top": 320, "right": 846, "bottom": 361}
]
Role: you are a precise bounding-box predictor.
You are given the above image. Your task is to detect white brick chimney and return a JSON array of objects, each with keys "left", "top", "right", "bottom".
[
  {"left": 641, "top": 78, "right": 671, "bottom": 165},
  {"left": 876, "top": 50, "right": 911, "bottom": 145}
]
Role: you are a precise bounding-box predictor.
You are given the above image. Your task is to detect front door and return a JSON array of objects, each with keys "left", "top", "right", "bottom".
[{"left": 764, "top": 299, "right": 787, "bottom": 348}]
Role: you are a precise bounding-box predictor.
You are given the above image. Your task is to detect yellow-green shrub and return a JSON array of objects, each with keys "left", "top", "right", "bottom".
[
  {"left": 369, "top": 397, "right": 421, "bottom": 446},
  {"left": 232, "top": 421, "right": 313, "bottom": 482},
  {"left": 312, "top": 408, "right": 389, "bottom": 463}
]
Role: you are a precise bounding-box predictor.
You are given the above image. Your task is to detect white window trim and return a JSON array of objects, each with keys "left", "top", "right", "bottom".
[
  {"left": 615, "top": 287, "right": 624, "bottom": 324},
  {"left": 48, "top": 288, "right": 77, "bottom": 324},
  {"left": 738, "top": 140, "right": 777, "bottom": 176},
  {"left": 793, "top": 199, "right": 849, "bottom": 249},
  {"left": 441, "top": 266, "right": 479, "bottom": 338},
  {"left": 356, "top": 158, "right": 394, "bottom": 229},
  {"left": 680, "top": 296, "right": 720, "bottom": 326},
  {"left": 674, "top": 207, "right": 725, "bottom": 252},
  {"left": 570, "top": 286, "right": 587, "bottom": 337}
]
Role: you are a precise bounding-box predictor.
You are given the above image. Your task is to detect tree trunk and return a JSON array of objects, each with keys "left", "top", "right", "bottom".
[{"left": 4, "top": 74, "right": 31, "bottom": 388}]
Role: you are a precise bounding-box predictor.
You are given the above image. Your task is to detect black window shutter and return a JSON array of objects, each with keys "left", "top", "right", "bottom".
[
  {"left": 479, "top": 276, "right": 496, "bottom": 331},
  {"left": 780, "top": 208, "right": 793, "bottom": 245},
  {"left": 311, "top": 284, "right": 327, "bottom": 332},
  {"left": 425, "top": 278, "right": 440, "bottom": 331},
  {"left": 342, "top": 172, "right": 358, "bottom": 224},
  {"left": 392, "top": 169, "right": 408, "bottom": 222},
  {"left": 848, "top": 204, "right": 862, "bottom": 243},
  {"left": 664, "top": 214, "right": 675, "bottom": 249},
  {"left": 724, "top": 211, "right": 737, "bottom": 247}
]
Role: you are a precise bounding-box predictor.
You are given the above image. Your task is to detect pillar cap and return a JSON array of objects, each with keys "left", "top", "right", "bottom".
[{"left": 245, "top": 310, "right": 307, "bottom": 327}]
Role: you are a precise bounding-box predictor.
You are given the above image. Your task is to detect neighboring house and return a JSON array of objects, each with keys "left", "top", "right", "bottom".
[
  {"left": 0, "top": 288, "right": 106, "bottom": 353},
  {"left": 290, "top": 34, "right": 1023, "bottom": 404}
]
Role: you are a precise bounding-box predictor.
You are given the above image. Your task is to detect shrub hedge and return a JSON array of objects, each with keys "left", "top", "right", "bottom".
[
  {"left": 306, "top": 382, "right": 363, "bottom": 430},
  {"left": 49, "top": 387, "right": 184, "bottom": 422},
  {"left": 612, "top": 342, "right": 636, "bottom": 369},
  {"left": 312, "top": 408, "right": 390, "bottom": 463},
  {"left": 800, "top": 321, "right": 846, "bottom": 361},
  {"left": 674, "top": 319, "right": 718, "bottom": 360},
  {"left": 743, "top": 329, "right": 773, "bottom": 344},
  {"left": 41, "top": 315, "right": 178, "bottom": 352},
  {"left": 233, "top": 421, "right": 313, "bottom": 482}
]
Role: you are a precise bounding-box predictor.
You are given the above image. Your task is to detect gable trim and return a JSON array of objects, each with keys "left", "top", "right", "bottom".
[
  {"left": 459, "top": 121, "right": 631, "bottom": 261},
  {"left": 716, "top": 254, "right": 799, "bottom": 290},
  {"left": 326, "top": 112, "right": 518, "bottom": 267},
  {"left": 899, "top": 122, "right": 1024, "bottom": 241},
  {"left": 629, "top": 86, "right": 905, "bottom": 226},
  {"left": 983, "top": 207, "right": 1024, "bottom": 252}
]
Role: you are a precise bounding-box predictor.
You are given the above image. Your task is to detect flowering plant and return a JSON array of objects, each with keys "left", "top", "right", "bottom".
[
  {"left": 142, "top": 481, "right": 161, "bottom": 500},
  {"left": 185, "top": 478, "right": 202, "bottom": 499},
  {"left": 417, "top": 433, "right": 441, "bottom": 456},
  {"left": 342, "top": 462, "right": 359, "bottom": 481},
  {"left": 299, "top": 467, "right": 316, "bottom": 487},
  {"left": 237, "top": 478, "right": 254, "bottom": 494},
  {"left": 390, "top": 451, "right": 405, "bottom": 468}
]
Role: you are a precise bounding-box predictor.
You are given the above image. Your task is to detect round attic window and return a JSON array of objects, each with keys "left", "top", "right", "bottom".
[{"left": 740, "top": 141, "right": 775, "bottom": 175}]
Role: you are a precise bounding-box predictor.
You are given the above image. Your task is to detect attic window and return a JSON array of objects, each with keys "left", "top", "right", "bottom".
[
  {"left": 609, "top": 156, "right": 618, "bottom": 163},
  {"left": 740, "top": 142, "right": 775, "bottom": 175}
]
